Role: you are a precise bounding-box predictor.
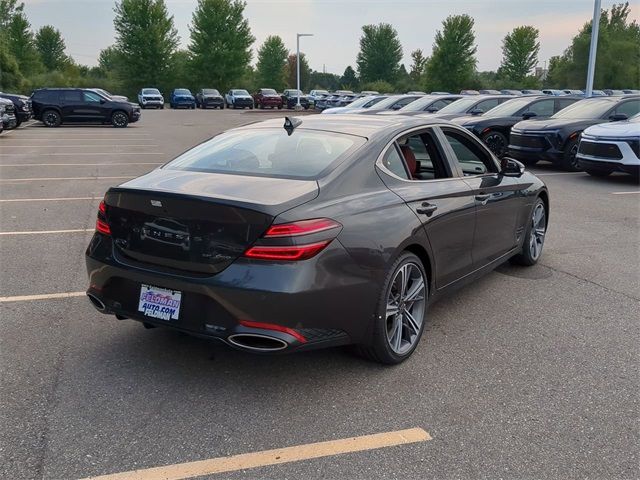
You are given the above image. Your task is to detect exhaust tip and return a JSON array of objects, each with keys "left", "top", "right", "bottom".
[
  {"left": 228, "top": 333, "right": 288, "bottom": 352},
  {"left": 87, "top": 293, "right": 106, "bottom": 312}
]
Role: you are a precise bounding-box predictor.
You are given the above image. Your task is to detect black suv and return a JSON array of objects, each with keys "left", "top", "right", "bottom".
[
  {"left": 31, "top": 88, "right": 141, "bottom": 128},
  {"left": 0, "top": 91, "right": 32, "bottom": 127}
]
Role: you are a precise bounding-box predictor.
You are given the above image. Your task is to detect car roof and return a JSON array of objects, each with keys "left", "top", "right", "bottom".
[{"left": 235, "top": 114, "right": 454, "bottom": 138}]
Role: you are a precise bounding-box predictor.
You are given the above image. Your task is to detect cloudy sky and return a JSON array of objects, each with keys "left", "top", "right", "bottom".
[{"left": 21, "top": 0, "right": 639, "bottom": 74}]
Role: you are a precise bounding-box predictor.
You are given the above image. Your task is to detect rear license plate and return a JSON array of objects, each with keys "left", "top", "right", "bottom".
[{"left": 138, "top": 284, "right": 182, "bottom": 321}]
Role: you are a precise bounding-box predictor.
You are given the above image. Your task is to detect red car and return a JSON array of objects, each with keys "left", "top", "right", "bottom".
[{"left": 253, "top": 88, "right": 283, "bottom": 109}]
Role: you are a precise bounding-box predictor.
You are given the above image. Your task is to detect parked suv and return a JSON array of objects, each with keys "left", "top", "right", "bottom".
[
  {"left": 0, "top": 91, "right": 31, "bottom": 127},
  {"left": 0, "top": 97, "right": 18, "bottom": 132},
  {"left": 281, "top": 89, "right": 310, "bottom": 109},
  {"left": 225, "top": 89, "right": 254, "bottom": 109},
  {"left": 253, "top": 88, "right": 283, "bottom": 109},
  {"left": 170, "top": 89, "right": 196, "bottom": 109},
  {"left": 137, "top": 88, "right": 164, "bottom": 109},
  {"left": 31, "top": 88, "right": 141, "bottom": 128},
  {"left": 195, "top": 89, "right": 224, "bottom": 109}
]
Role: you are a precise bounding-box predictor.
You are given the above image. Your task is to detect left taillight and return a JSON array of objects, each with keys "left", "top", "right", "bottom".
[
  {"left": 95, "top": 200, "right": 111, "bottom": 235},
  {"left": 244, "top": 218, "right": 342, "bottom": 261}
]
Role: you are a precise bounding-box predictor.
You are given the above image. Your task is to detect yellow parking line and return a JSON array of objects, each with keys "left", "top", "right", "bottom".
[
  {"left": 80, "top": 428, "right": 431, "bottom": 480},
  {"left": 0, "top": 228, "right": 93, "bottom": 235},
  {"left": 0, "top": 291, "right": 86, "bottom": 302}
]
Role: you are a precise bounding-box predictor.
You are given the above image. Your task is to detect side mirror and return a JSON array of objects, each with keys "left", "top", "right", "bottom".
[
  {"left": 522, "top": 111, "right": 537, "bottom": 120},
  {"left": 500, "top": 157, "right": 525, "bottom": 177},
  {"left": 100, "top": 99, "right": 106, "bottom": 104},
  {"left": 609, "top": 113, "right": 628, "bottom": 121},
  {"left": 470, "top": 108, "right": 484, "bottom": 115},
  {"left": 391, "top": 104, "right": 402, "bottom": 110},
  {"left": 426, "top": 106, "right": 439, "bottom": 113}
]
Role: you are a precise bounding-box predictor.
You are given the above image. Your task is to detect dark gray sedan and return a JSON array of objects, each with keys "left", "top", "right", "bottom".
[{"left": 86, "top": 115, "right": 549, "bottom": 364}]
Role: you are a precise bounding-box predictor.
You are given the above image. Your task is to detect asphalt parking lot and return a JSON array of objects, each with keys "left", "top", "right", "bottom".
[{"left": 1, "top": 109, "right": 638, "bottom": 480}]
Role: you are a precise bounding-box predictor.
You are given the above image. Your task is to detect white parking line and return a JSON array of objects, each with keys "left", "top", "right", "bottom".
[
  {"left": 0, "top": 176, "right": 134, "bottom": 182},
  {"left": 0, "top": 228, "right": 93, "bottom": 235},
  {"left": 535, "top": 172, "right": 585, "bottom": 176},
  {"left": 0, "top": 291, "right": 86, "bottom": 303},
  {"left": 611, "top": 191, "right": 640, "bottom": 195},
  {"left": 0, "top": 162, "right": 161, "bottom": 167},
  {"left": 0, "top": 152, "right": 163, "bottom": 157},
  {"left": 4, "top": 145, "right": 157, "bottom": 148},
  {"left": 0, "top": 197, "right": 97, "bottom": 202}
]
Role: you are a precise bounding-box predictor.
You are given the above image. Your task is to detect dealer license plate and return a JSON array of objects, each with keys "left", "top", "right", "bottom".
[{"left": 138, "top": 284, "right": 182, "bottom": 321}]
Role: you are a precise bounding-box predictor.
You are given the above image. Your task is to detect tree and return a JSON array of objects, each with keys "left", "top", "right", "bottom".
[
  {"left": 255, "top": 35, "right": 288, "bottom": 91},
  {"left": 340, "top": 66, "right": 358, "bottom": 90},
  {"left": 113, "top": 0, "right": 179, "bottom": 95},
  {"left": 356, "top": 23, "right": 403, "bottom": 83},
  {"left": 546, "top": 2, "right": 640, "bottom": 89},
  {"left": 0, "top": 40, "right": 26, "bottom": 91},
  {"left": 424, "top": 14, "right": 477, "bottom": 92},
  {"left": 409, "top": 49, "right": 427, "bottom": 82},
  {"left": 498, "top": 26, "right": 540, "bottom": 83},
  {"left": 285, "top": 53, "right": 310, "bottom": 90},
  {"left": 189, "top": 0, "right": 254, "bottom": 91},
  {"left": 2, "top": 0, "right": 42, "bottom": 76},
  {"left": 35, "top": 25, "right": 68, "bottom": 71},
  {"left": 308, "top": 71, "right": 341, "bottom": 91},
  {"left": 360, "top": 80, "right": 394, "bottom": 94}
]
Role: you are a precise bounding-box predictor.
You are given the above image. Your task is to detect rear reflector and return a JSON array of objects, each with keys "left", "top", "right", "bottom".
[
  {"left": 244, "top": 241, "right": 330, "bottom": 261},
  {"left": 264, "top": 218, "right": 341, "bottom": 237},
  {"left": 240, "top": 320, "right": 307, "bottom": 343}
]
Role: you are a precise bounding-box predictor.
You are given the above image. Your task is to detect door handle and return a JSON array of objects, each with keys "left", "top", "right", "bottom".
[
  {"left": 416, "top": 202, "right": 437, "bottom": 216},
  {"left": 475, "top": 194, "right": 491, "bottom": 203}
]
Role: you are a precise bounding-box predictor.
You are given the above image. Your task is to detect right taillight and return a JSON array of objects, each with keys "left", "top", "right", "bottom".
[
  {"left": 244, "top": 218, "right": 342, "bottom": 261},
  {"left": 95, "top": 200, "right": 111, "bottom": 235}
]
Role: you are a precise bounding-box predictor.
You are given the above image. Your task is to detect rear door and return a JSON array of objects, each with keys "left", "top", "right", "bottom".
[
  {"left": 439, "top": 126, "right": 527, "bottom": 267},
  {"left": 60, "top": 90, "right": 85, "bottom": 121},
  {"left": 377, "top": 127, "right": 477, "bottom": 289}
]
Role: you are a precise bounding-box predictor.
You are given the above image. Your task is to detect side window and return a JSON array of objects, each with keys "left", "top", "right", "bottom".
[
  {"left": 442, "top": 129, "right": 498, "bottom": 176},
  {"left": 430, "top": 99, "right": 449, "bottom": 110},
  {"left": 394, "top": 97, "right": 415, "bottom": 109},
  {"left": 557, "top": 98, "right": 577, "bottom": 112},
  {"left": 614, "top": 100, "right": 640, "bottom": 118},
  {"left": 396, "top": 129, "right": 451, "bottom": 180},
  {"left": 525, "top": 99, "right": 555, "bottom": 117},
  {"left": 83, "top": 91, "right": 102, "bottom": 103},
  {"left": 381, "top": 145, "right": 410, "bottom": 180},
  {"left": 61, "top": 90, "right": 82, "bottom": 103},
  {"left": 477, "top": 98, "right": 500, "bottom": 112}
]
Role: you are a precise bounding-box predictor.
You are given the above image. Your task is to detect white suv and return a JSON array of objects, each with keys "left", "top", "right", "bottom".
[
  {"left": 137, "top": 88, "right": 164, "bottom": 109},
  {"left": 577, "top": 114, "right": 640, "bottom": 178}
]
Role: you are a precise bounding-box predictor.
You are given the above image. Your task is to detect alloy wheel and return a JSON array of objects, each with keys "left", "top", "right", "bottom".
[
  {"left": 484, "top": 133, "right": 506, "bottom": 157},
  {"left": 112, "top": 112, "right": 127, "bottom": 127},
  {"left": 385, "top": 262, "right": 426, "bottom": 355},
  {"left": 529, "top": 203, "right": 546, "bottom": 261}
]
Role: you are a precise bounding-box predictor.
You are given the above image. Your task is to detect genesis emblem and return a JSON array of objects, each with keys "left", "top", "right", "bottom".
[{"left": 150, "top": 200, "right": 163, "bottom": 207}]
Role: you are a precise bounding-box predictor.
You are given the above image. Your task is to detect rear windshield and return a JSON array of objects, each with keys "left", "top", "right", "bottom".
[{"left": 166, "top": 128, "right": 366, "bottom": 179}]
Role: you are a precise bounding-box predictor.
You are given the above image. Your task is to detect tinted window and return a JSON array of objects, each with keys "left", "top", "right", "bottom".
[
  {"left": 397, "top": 129, "right": 450, "bottom": 180},
  {"left": 553, "top": 98, "right": 618, "bottom": 119},
  {"left": 142, "top": 89, "right": 160, "bottom": 95},
  {"left": 525, "top": 99, "right": 555, "bottom": 116},
  {"left": 167, "top": 129, "right": 365, "bottom": 179},
  {"left": 202, "top": 89, "right": 219, "bottom": 95},
  {"left": 261, "top": 89, "right": 277, "bottom": 95},
  {"left": 442, "top": 129, "right": 497, "bottom": 176},
  {"left": 34, "top": 90, "right": 59, "bottom": 102},
  {"left": 614, "top": 100, "right": 640, "bottom": 118},
  {"left": 558, "top": 98, "right": 578, "bottom": 111},
  {"left": 476, "top": 98, "right": 500, "bottom": 112},
  {"left": 83, "top": 91, "right": 102, "bottom": 103},
  {"left": 61, "top": 90, "right": 82, "bottom": 102},
  {"left": 232, "top": 89, "right": 250, "bottom": 96},
  {"left": 381, "top": 145, "right": 409, "bottom": 179}
]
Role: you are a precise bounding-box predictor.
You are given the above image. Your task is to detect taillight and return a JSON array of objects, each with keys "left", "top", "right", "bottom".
[
  {"left": 95, "top": 200, "right": 111, "bottom": 235},
  {"left": 244, "top": 218, "right": 342, "bottom": 261}
]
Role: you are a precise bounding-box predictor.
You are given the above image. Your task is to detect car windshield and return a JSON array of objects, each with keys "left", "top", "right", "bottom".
[
  {"left": 175, "top": 89, "right": 191, "bottom": 95},
  {"left": 483, "top": 97, "right": 534, "bottom": 117},
  {"left": 313, "top": 90, "right": 329, "bottom": 95},
  {"left": 233, "top": 90, "right": 250, "bottom": 95},
  {"left": 142, "top": 89, "right": 160, "bottom": 95},
  {"left": 436, "top": 97, "right": 479, "bottom": 114},
  {"left": 287, "top": 90, "right": 303, "bottom": 96},
  {"left": 399, "top": 96, "right": 440, "bottom": 112},
  {"left": 166, "top": 128, "right": 366, "bottom": 180},
  {"left": 344, "top": 96, "right": 377, "bottom": 108},
  {"left": 261, "top": 89, "right": 277, "bottom": 95},
  {"left": 94, "top": 89, "right": 111, "bottom": 98},
  {"left": 202, "top": 89, "right": 219, "bottom": 95},
  {"left": 368, "top": 96, "right": 413, "bottom": 110},
  {"left": 551, "top": 98, "right": 619, "bottom": 119}
]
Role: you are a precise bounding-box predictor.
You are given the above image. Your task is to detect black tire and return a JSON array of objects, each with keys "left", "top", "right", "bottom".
[
  {"left": 510, "top": 197, "right": 547, "bottom": 266},
  {"left": 277, "top": 105, "right": 282, "bottom": 110},
  {"left": 250, "top": 105, "right": 254, "bottom": 109},
  {"left": 584, "top": 168, "right": 612, "bottom": 177},
  {"left": 160, "top": 104, "right": 164, "bottom": 109},
  {"left": 481, "top": 130, "right": 508, "bottom": 158},
  {"left": 220, "top": 104, "right": 224, "bottom": 110},
  {"left": 15, "top": 118, "right": 21, "bottom": 128},
  {"left": 558, "top": 138, "right": 581, "bottom": 171},
  {"left": 111, "top": 111, "right": 129, "bottom": 128},
  {"left": 357, "top": 252, "right": 428, "bottom": 365},
  {"left": 42, "top": 109, "right": 61, "bottom": 128}
]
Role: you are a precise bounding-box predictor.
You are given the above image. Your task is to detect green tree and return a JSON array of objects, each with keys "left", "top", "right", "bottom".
[
  {"left": 409, "top": 49, "right": 427, "bottom": 82},
  {"left": 498, "top": 26, "right": 540, "bottom": 83},
  {"left": 285, "top": 53, "right": 310, "bottom": 90},
  {"left": 425, "top": 14, "right": 477, "bottom": 92},
  {"left": 0, "top": 40, "right": 26, "bottom": 91},
  {"left": 308, "top": 71, "right": 340, "bottom": 91},
  {"left": 356, "top": 23, "right": 403, "bottom": 83},
  {"left": 361, "top": 80, "right": 394, "bottom": 94},
  {"left": 546, "top": 2, "right": 640, "bottom": 89},
  {"left": 255, "top": 35, "right": 288, "bottom": 91},
  {"left": 340, "top": 66, "right": 358, "bottom": 90},
  {"left": 113, "top": 0, "right": 179, "bottom": 96},
  {"left": 189, "top": 0, "right": 254, "bottom": 91},
  {"left": 35, "top": 25, "right": 68, "bottom": 71},
  {"left": 2, "top": 0, "right": 42, "bottom": 76}
]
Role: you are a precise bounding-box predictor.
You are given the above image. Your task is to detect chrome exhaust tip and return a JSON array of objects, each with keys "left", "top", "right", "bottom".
[
  {"left": 87, "top": 293, "right": 106, "bottom": 312},
  {"left": 227, "top": 333, "right": 288, "bottom": 352}
]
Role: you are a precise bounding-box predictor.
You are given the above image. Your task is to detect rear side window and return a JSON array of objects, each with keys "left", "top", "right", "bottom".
[
  {"left": 525, "top": 99, "right": 555, "bottom": 116},
  {"left": 614, "top": 100, "right": 640, "bottom": 118},
  {"left": 61, "top": 90, "right": 82, "bottom": 102},
  {"left": 166, "top": 129, "right": 366, "bottom": 179},
  {"left": 476, "top": 98, "right": 500, "bottom": 112},
  {"left": 33, "top": 90, "right": 59, "bottom": 103},
  {"left": 381, "top": 145, "right": 409, "bottom": 179}
]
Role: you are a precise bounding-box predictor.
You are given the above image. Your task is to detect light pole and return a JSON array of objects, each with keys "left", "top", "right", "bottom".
[
  {"left": 585, "top": 0, "right": 601, "bottom": 97},
  {"left": 296, "top": 33, "right": 313, "bottom": 110}
]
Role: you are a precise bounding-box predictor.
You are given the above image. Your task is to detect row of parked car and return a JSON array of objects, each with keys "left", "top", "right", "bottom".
[{"left": 318, "top": 92, "right": 639, "bottom": 177}]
